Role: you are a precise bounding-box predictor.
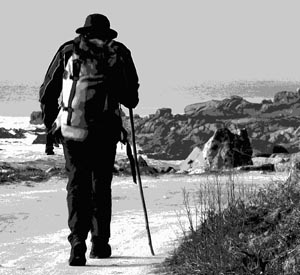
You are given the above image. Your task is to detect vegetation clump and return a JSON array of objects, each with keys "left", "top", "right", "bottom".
[{"left": 162, "top": 171, "right": 300, "bottom": 274}]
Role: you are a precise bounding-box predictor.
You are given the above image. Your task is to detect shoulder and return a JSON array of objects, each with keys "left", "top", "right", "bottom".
[
  {"left": 57, "top": 39, "right": 76, "bottom": 55},
  {"left": 110, "top": 40, "right": 132, "bottom": 56}
]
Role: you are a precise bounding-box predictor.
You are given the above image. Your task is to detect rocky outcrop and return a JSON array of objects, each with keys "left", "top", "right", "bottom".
[
  {"left": 27, "top": 90, "right": 300, "bottom": 161},
  {"left": 274, "top": 91, "right": 300, "bottom": 104},
  {"left": 0, "top": 128, "right": 26, "bottom": 138},
  {"left": 128, "top": 90, "right": 300, "bottom": 160},
  {"left": 184, "top": 96, "right": 262, "bottom": 118}
]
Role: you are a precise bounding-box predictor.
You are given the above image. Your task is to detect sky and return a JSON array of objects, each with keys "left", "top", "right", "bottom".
[{"left": 1, "top": 0, "right": 300, "bottom": 115}]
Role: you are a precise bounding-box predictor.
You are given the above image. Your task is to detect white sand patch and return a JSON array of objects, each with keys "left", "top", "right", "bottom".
[
  {"left": 0, "top": 176, "right": 194, "bottom": 274},
  {"left": 0, "top": 144, "right": 64, "bottom": 162}
]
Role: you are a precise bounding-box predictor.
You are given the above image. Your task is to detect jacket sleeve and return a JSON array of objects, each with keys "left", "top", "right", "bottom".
[
  {"left": 39, "top": 45, "right": 67, "bottom": 129},
  {"left": 118, "top": 45, "right": 140, "bottom": 109}
]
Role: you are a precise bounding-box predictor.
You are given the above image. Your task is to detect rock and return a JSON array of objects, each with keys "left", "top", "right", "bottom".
[
  {"left": 252, "top": 154, "right": 292, "bottom": 172},
  {"left": 114, "top": 158, "right": 133, "bottom": 175},
  {"left": 203, "top": 128, "right": 253, "bottom": 171},
  {"left": 273, "top": 91, "right": 299, "bottom": 104},
  {"left": 184, "top": 96, "right": 261, "bottom": 118},
  {"left": 261, "top": 99, "right": 273, "bottom": 105},
  {"left": 155, "top": 108, "right": 172, "bottom": 118},
  {"left": 45, "top": 167, "right": 65, "bottom": 176},
  {"left": 269, "top": 128, "right": 294, "bottom": 144},
  {"left": 119, "top": 93, "right": 300, "bottom": 160},
  {"left": 238, "top": 163, "right": 275, "bottom": 172},
  {"left": 272, "top": 145, "right": 289, "bottom": 154},
  {"left": 180, "top": 147, "right": 206, "bottom": 173},
  {"left": 0, "top": 128, "right": 26, "bottom": 138},
  {"left": 137, "top": 156, "right": 159, "bottom": 174},
  {"left": 253, "top": 155, "right": 290, "bottom": 165},
  {"left": 184, "top": 100, "right": 220, "bottom": 116},
  {"left": 45, "top": 167, "right": 57, "bottom": 173},
  {"left": 114, "top": 156, "right": 159, "bottom": 176},
  {"left": 159, "top": 166, "right": 176, "bottom": 173},
  {"left": 32, "top": 133, "right": 46, "bottom": 144},
  {"left": 30, "top": 111, "right": 43, "bottom": 125}
]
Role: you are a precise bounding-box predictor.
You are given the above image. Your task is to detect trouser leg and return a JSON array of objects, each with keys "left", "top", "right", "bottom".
[
  {"left": 62, "top": 139, "right": 92, "bottom": 244},
  {"left": 90, "top": 141, "right": 117, "bottom": 243},
  {"left": 45, "top": 130, "right": 55, "bottom": 153}
]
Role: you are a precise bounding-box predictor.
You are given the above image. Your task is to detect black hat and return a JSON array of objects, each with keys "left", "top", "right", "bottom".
[{"left": 76, "top": 14, "right": 118, "bottom": 39}]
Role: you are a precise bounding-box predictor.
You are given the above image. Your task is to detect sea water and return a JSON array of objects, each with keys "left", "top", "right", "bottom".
[{"left": 1, "top": 79, "right": 300, "bottom": 123}]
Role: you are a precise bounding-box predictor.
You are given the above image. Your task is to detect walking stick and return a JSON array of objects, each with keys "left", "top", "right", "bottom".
[{"left": 129, "top": 108, "right": 155, "bottom": 256}]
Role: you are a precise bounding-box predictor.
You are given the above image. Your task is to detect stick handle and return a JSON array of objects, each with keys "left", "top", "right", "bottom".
[{"left": 129, "top": 108, "right": 155, "bottom": 256}]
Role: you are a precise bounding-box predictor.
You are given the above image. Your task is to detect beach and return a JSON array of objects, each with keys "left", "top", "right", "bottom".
[
  {"left": 0, "top": 115, "right": 289, "bottom": 274},
  {"left": 0, "top": 79, "right": 296, "bottom": 273}
]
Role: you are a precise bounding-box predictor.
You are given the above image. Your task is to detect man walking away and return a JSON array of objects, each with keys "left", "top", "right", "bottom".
[{"left": 39, "top": 13, "right": 139, "bottom": 266}]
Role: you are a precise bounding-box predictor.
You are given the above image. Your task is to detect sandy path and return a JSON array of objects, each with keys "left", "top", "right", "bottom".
[
  {"left": 0, "top": 175, "right": 197, "bottom": 275},
  {"left": 0, "top": 172, "right": 288, "bottom": 275}
]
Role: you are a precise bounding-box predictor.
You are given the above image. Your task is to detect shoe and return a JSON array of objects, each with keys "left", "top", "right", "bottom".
[
  {"left": 46, "top": 150, "right": 55, "bottom": 155},
  {"left": 69, "top": 240, "right": 87, "bottom": 266},
  {"left": 89, "top": 242, "right": 112, "bottom": 259}
]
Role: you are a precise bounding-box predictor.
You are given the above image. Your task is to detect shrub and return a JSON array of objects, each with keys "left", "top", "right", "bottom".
[{"left": 161, "top": 169, "right": 300, "bottom": 274}]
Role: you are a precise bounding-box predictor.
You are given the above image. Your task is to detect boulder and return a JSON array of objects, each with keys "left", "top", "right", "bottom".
[
  {"left": 180, "top": 146, "right": 206, "bottom": 173},
  {"left": 252, "top": 155, "right": 290, "bottom": 166},
  {"left": 114, "top": 156, "right": 159, "bottom": 176},
  {"left": 238, "top": 163, "right": 275, "bottom": 172},
  {"left": 30, "top": 111, "right": 43, "bottom": 125},
  {"left": 184, "top": 100, "right": 220, "bottom": 116},
  {"left": 273, "top": 91, "right": 299, "bottom": 104},
  {"left": 184, "top": 96, "right": 261, "bottom": 118},
  {"left": 155, "top": 108, "right": 172, "bottom": 118},
  {"left": 32, "top": 133, "right": 46, "bottom": 144},
  {"left": 272, "top": 145, "right": 289, "bottom": 154},
  {"left": 203, "top": 128, "right": 253, "bottom": 171}
]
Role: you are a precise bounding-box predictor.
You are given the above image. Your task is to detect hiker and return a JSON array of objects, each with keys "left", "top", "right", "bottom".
[{"left": 39, "top": 13, "right": 139, "bottom": 266}]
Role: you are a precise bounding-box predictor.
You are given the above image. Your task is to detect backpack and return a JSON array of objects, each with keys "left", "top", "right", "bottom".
[
  {"left": 56, "top": 39, "right": 123, "bottom": 141},
  {"left": 49, "top": 38, "right": 138, "bottom": 182}
]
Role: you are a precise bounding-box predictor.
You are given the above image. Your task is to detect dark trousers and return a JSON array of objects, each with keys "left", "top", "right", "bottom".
[
  {"left": 45, "top": 129, "right": 55, "bottom": 153},
  {"left": 62, "top": 133, "right": 117, "bottom": 245}
]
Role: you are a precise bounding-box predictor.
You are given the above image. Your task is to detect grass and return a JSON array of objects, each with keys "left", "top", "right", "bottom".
[{"left": 160, "top": 169, "right": 300, "bottom": 274}]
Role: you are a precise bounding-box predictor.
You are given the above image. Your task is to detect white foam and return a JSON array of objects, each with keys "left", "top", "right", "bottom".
[
  {"left": 0, "top": 116, "right": 44, "bottom": 131},
  {"left": 0, "top": 116, "right": 144, "bottom": 162}
]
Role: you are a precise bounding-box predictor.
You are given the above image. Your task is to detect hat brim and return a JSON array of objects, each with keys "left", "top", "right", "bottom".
[{"left": 75, "top": 26, "right": 118, "bottom": 39}]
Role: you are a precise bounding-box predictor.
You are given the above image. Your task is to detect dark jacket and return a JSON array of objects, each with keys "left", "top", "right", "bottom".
[{"left": 39, "top": 37, "right": 139, "bottom": 129}]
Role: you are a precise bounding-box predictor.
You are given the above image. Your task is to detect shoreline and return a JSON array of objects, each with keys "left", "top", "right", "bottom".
[
  {"left": 0, "top": 94, "right": 274, "bottom": 119},
  {"left": 1, "top": 78, "right": 300, "bottom": 118}
]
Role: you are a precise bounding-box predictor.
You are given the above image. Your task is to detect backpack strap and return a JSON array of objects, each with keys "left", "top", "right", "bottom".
[{"left": 63, "top": 58, "right": 81, "bottom": 126}]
